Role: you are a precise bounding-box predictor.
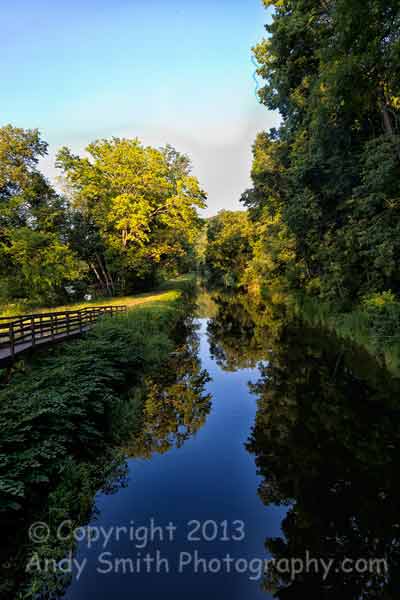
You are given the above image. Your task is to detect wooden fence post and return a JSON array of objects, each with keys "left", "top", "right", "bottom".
[
  {"left": 31, "top": 317, "right": 36, "bottom": 347},
  {"left": 9, "top": 322, "right": 15, "bottom": 358}
]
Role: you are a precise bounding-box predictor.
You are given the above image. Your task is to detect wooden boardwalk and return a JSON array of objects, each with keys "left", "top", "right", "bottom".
[{"left": 0, "top": 305, "right": 127, "bottom": 367}]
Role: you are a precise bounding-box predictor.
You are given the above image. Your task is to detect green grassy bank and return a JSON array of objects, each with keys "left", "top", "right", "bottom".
[
  {"left": 0, "top": 278, "right": 194, "bottom": 598},
  {"left": 0, "top": 275, "right": 194, "bottom": 318}
]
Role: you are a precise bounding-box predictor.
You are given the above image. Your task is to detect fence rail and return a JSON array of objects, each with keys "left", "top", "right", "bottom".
[{"left": 0, "top": 305, "right": 127, "bottom": 363}]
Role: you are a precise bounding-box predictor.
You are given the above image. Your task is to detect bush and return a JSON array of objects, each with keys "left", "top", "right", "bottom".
[
  {"left": 362, "top": 291, "right": 400, "bottom": 344},
  {"left": 0, "top": 292, "right": 185, "bottom": 513}
]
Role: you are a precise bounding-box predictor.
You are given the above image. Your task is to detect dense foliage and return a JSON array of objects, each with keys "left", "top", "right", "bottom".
[
  {"left": 204, "top": 210, "right": 254, "bottom": 287},
  {"left": 0, "top": 290, "right": 189, "bottom": 513},
  {"left": 57, "top": 140, "right": 206, "bottom": 295},
  {"left": 0, "top": 126, "right": 81, "bottom": 305},
  {"left": 0, "top": 126, "right": 205, "bottom": 308},
  {"left": 241, "top": 1, "right": 400, "bottom": 315}
]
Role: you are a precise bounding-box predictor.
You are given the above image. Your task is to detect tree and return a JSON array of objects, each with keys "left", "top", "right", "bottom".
[
  {"left": 57, "top": 138, "right": 206, "bottom": 294},
  {"left": 0, "top": 125, "right": 80, "bottom": 304},
  {"left": 204, "top": 210, "right": 254, "bottom": 288},
  {"left": 244, "top": 0, "right": 400, "bottom": 306}
]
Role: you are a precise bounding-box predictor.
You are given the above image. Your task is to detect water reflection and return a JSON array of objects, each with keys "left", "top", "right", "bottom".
[
  {"left": 1, "top": 453, "right": 129, "bottom": 599},
  {"left": 207, "top": 291, "right": 271, "bottom": 370},
  {"left": 65, "top": 311, "right": 275, "bottom": 600},
  {"left": 2, "top": 318, "right": 211, "bottom": 599},
  {"left": 125, "top": 320, "right": 212, "bottom": 458},
  {"left": 6, "top": 290, "right": 400, "bottom": 599},
  {"left": 208, "top": 291, "right": 400, "bottom": 598}
]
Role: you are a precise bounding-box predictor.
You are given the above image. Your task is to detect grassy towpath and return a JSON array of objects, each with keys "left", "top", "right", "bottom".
[{"left": 0, "top": 275, "right": 194, "bottom": 318}]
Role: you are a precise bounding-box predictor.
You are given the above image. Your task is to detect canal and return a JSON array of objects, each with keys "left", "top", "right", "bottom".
[{"left": 63, "top": 291, "right": 400, "bottom": 599}]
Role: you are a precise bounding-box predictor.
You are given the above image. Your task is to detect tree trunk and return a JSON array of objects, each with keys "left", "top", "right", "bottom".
[
  {"left": 380, "top": 93, "right": 400, "bottom": 160},
  {"left": 89, "top": 261, "right": 107, "bottom": 295},
  {"left": 96, "top": 254, "right": 115, "bottom": 296},
  {"left": 382, "top": 104, "right": 395, "bottom": 137}
]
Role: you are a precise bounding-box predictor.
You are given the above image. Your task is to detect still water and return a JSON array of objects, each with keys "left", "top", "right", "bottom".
[
  {"left": 64, "top": 292, "right": 400, "bottom": 599},
  {"left": 65, "top": 316, "right": 285, "bottom": 600}
]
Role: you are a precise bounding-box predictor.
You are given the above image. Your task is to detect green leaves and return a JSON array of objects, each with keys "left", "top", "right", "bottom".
[
  {"left": 243, "top": 0, "right": 400, "bottom": 308},
  {"left": 1, "top": 129, "right": 204, "bottom": 304},
  {"left": 0, "top": 125, "right": 82, "bottom": 305},
  {"left": 204, "top": 211, "right": 254, "bottom": 288},
  {"left": 57, "top": 138, "right": 206, "bottom": 293},
  {"left": 2, "top": 227, "right": 83, "bottom": 304},
  {"left": 0, "top": 294, "right": 185, "bottom": 513}
]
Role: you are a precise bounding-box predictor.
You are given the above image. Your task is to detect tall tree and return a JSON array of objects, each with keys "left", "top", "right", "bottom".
[
  {"left": 57, "top": 138, "right": 206, "bottom": 294},
  {"left": 204, "top": 210, "right": 254, "bottom": 288},
  {"left": 244, "top": 0, "right": 400, "bottom": 305},
  {"left": 0, "top": 125, "right": 80, "bottom": 304}
]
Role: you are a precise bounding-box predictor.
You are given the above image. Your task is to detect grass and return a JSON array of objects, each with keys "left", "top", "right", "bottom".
[{"left": 0, "top": 274, "right": 195, "bottom": 318}]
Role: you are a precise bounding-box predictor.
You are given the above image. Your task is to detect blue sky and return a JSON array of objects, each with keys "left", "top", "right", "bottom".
[{"left": 2, "top": 0, "right": 278, "bottom": 215}]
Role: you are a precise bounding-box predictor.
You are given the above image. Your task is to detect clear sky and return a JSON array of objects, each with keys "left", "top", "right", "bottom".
[{"left": 2, "top": 0, "right": 278, "bottom": 215}]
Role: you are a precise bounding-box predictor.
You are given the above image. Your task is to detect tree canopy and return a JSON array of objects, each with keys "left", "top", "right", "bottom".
[
  {"left": 204, "top": 210, "right": 254, "bottom": 288},
  {"left": 242, "top": 0, "right": 400, "bottom": 308},
  {"left": 57, "top": 138, "right": 206, "bottom": 295},
  {"left": 0, "top": 125, "right": 80, "bottom": 304},
  {"left": 0, "top": 127, "right": 206, "bottom": 307}
]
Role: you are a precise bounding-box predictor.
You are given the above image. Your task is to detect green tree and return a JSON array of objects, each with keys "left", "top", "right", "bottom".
[
  {"left": 0, "top": 125, "right": 80, "bottom": 304},
  {"left": 244, "top": 0, "right": 400, "bottom": 306},
  {"left": 204, "top": 210, "right": 254, "bottom": 288},
  {"left": 57, "top": 138, "right": 206, "bottom": 294}
]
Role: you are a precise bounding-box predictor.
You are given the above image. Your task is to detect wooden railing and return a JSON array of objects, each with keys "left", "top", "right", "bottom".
[{"left": 0, "top": 305, "right": 127, "bottom": 360}]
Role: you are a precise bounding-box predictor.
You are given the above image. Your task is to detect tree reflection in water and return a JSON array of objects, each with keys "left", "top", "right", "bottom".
[
  {"left": 207, "top": 291, "right": 275, "bottom": 371},
  {"left": 1, "top": 318, "right": 211, "bottom": 599},
  {"left": 208, "top": 291, "right": 400, "bottom": 599},
  {"left": 125, "top": 318, "right": 212, "bottom": 458}
]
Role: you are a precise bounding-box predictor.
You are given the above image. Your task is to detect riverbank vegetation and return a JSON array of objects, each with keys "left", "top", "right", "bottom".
[
  {"left": 0, "top": 283, "right": 192, "bottom": 511},
  {"left": 205, "top": 0, "right": 400, "bottom": 373},
  {"left": 0, "top": 281, "right": 201, "bottom": 597}
]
